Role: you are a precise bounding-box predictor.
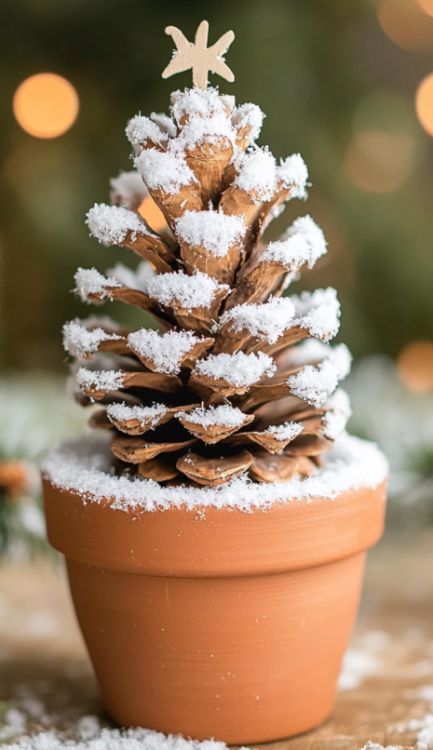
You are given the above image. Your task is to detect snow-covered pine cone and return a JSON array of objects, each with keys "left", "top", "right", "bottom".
[{"left": 63, "top": 87, "right": 352, "bottom": 487}]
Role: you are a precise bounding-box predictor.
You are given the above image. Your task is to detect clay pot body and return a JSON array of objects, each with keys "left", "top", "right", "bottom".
[{"left": 43, "top": 479, "right": 386, "bottom": 744}]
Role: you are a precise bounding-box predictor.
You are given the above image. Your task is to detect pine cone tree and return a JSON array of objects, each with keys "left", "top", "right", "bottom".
[{"left": 63, "top": 87, "right": 352, "bottom": 487}]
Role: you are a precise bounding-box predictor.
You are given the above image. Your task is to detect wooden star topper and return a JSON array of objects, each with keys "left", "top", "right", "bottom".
[{"left": 162, "top": 20, "right": 235, "bottom": 90}]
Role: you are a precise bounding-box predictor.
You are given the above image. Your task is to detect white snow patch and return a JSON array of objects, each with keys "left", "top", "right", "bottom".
[
  {"left": 76, "top": 368, "right": 124, "bottom": 393},
  {"left": 234, "top": 147, "right": 277, "bottom": 201},
  {"left": 4, "top": 728, "right": 240, "bottom": 750},
  {"left": 42, "top": 431, "right": 388, "bottom": 511},
  {"left": 264, "top": 422, "right": 303, "bottom": 441},
  {"left": 63, "top": 320, "right": 121, "bottom": 359},
  {"left": 125, "top": 115, "right": 168, "bottom": 148},
  {"left": 109, "top": 170, "right": 148, "bottom": 208},
  {"left": 175, "top": 210, "right": 245, "bottom": 256},
  {"left": 339, "top": 648, "right": 380, "bottom": 691},
  {"left": 218, "top": 297, "right": 296, "bottom": 344},
  {"left": 86, "top": 204, "right": 147, "bottom": 246},
  {"left": 290, "top": 287, "right": 341, "bottom": 342},
  {"left": 263, "top": 215, "right": 327, "bottom": 271},
  {"left": 287, "top": 344, "right": 352, "bottom": 407},
  {"left": 278, "top": 153, "right": 309, "bottom": 199},
  {"left": 106, "top": 402, "right": 166, "bottom": 429},
  {"left": 177, "top": 404, "right": 246, "bottom": 428},
  {"left": 74, "top": 268, "right": 121, "bottom": 304},
  {"left": 150, "top": 112, "right": 177, "bottom": 138},
  {"left": 171, "top": 87, "right": 230, "bottom": 122},
  {"left": 147, "top": 271, "right": 228, "bottom": 310},
  {"left": 106, "top": 261, "right": 154, "bottom": 292},
  {"left": 135, "top": 149, "right": 197, "bottom": 194},
  {"left": 232, "top": 102, "right": 265, "bottom": 144},
  {"left": 323, "top": 389, "right": 352, "bottom": 440},
  {"left": 128, "top": 329, "right": 201, "bottom": 374},
  {"left": 194, "top": 351, "right": 275, "bottom": 387}
]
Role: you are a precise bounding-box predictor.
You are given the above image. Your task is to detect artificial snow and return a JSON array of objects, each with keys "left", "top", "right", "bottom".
[
  {"left": 85, "top": 204, "right": 146, "bottom": 246},
  {"left": 171, "top": 86, "right": 230, "bottom": 123},
  {"left": 4, "top": 729, "right": 242, "bottom": 750},
  {"left": 218, "top": 297, "right": 296, "bottom": 344},
  {"left": 234, "top": 147, "right": 277, "bottom": 201},
  {"left": 278, "top": 153, "right": 309, "bottom": 199},
  {"left": 127, "top": 329, "right": 201, "bottom": 374},
  {"left": 232, "top": 102, "right": 265, "bottom": 144},
  {"left": 290, "top": 287, "right": 341, "bottom": 342},
  {"left": 263, "top": 215, "right": 327, "bottom": 271},
  {"left": 107, "top": 261, "right": 154, "bottom": 292},
  {"left": 179, "top": 114, "right": 236, "bottom": 150},
  {"left": 109, "top": 170, "right": 148, "bottom": 208},
  {"left": 73, "top": 268, "right": 121, "bottom": 304},
  {"left": 264, "top": 421, "right": 303, "bottom": 441},
  {"left": 135, "top": 148, "right": 197, "bottom": 194},
  {"left": 175, "top": 210, "right": 245, "bottom": 256},
  {"left": 287, "top": 344, "right": 352, "bottom": 407},
  {"left": 62, "top": 320, "right": 121, "bottom": 359},
  {"left": 41, "top": 431, "right": 388, "bottom": 511},
  {"left": 147, "top": 271, "right": 228, "bottom": 310},
  {"left": 177, "top": 403, "right": 247, "bottom": 428},
  {"left": 282, "top": 339, "right": 332, "bottom": 367},
  {"left": 150, "top": 112, "right": 177, "bottom": 138},
  {"left": 125, "top": 115, "right": 168, "bottom": 148},
  {"left": 106, "top": 402, "right": 166, "bottom": 429},
  {"left": 324, "top": 389, "right": 352, "bottom": 440},
  {"left": 76, "top": 368, "right": 125, "bottom": 393},
  {"left": 194, "top": 351, "right": 276, "bottom": 387},
  {"left": 393, "top": 713, "right": 433, "bottom": 749}
]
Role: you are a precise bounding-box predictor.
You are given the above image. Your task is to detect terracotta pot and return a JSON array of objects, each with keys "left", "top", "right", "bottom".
[{"left": 43, "top": 477, "right": 386, "bottom": 744}]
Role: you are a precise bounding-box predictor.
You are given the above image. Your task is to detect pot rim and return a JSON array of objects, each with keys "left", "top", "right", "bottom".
[
  {"left": 43, "top": 471, "right": 387, "bottom": 579},
  {"left": 41, "top": 431, "right": 388, "bottom": 513}
]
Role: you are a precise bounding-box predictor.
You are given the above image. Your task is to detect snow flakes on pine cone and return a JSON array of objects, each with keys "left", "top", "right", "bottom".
[
  {"left": 175, "top": 210, "right": 245, "bottom": 257},
  {"left": 194, "top": 351, "right": 276, "bottom": 389},
  {"left": 86, "top": 204, "right": 150, "bottom": 246},
  {"left": 63, "top": 320, "right": 122, "bottom": 360},
  {"left": 62, "top": 83, "right": 368, "bottom": 489},
  {"left": 74, "top": 268, "right": 121, "bottom": 304},
  {"left": 263, "top": 215, "right": 327, "bottom": 272},
  {"left": 147, "top": 270, "right": 228, "bottom": 311},
  {"left": 287, "top": 344, "right": 352, "bottom": 407}
]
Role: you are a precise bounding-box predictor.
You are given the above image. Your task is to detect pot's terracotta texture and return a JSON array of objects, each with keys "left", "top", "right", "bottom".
[{"left": 43, "top": 478, "right": 386, "bottom": 744}]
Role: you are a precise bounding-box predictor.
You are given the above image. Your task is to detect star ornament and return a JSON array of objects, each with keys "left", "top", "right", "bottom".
[{"left": 162, "top": 20, "right": 235, "bottom": 90}]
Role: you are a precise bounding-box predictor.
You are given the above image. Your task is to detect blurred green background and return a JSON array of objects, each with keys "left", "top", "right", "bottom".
[
  {"left": 0, "top": 0, "right": 433, "bottom": 556},
  {"left": 1, "top": 0, "right": 433, "bottom": 370}
]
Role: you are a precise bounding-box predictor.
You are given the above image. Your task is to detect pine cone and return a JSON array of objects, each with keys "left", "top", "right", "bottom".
[{"left": 63, "top": 87, "right": 352, "bottom": 487}]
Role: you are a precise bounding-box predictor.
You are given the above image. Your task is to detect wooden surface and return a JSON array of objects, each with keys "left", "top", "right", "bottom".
[{"left": 1, "top": 529, "right": 433, "bottom": 749}]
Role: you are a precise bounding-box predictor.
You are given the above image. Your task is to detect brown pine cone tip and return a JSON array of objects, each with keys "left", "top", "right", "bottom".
[{"left": 63, "top": 87, "right": 353, "bottom": 487}]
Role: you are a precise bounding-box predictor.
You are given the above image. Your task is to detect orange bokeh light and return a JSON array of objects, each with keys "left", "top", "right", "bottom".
[
  {"left": 377, "top": 0, "right": 433, "bottom": 50},
  {"left": 345, "top": 129, "right": 415, "bottom": 193},
  {"left": 398, "top": 341, "right": 433, "bottom": 392},
  {"left": 415, "top": 73, "right": 433, "bottom": 137},
  {"left": 138, "top": 195, "right": 168, "bottom": 234},
  {"left": 417, "top": 0, "right": 433, "bottom": 18},
  {"left": 13, "top": 73, "right": 79, "bottom": 139}
]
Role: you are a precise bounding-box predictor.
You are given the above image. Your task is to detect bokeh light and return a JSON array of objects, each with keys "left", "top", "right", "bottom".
[
  {"left": 13, "top": 73, "right": 79, "bottom": 139},
  {"left": 398, "top": 341, "right": 433, "bottom": 392},
  {"left": 138, "top": 195, "right": 167, "bottom": 234},
  {"left": 417, "top": 0, "right": 433, "bottom": 18},
  {"left": 377, "top": 0, "right": 433, "bottom": 50},
  {"left": 415, "top": 73, "right": 433, "bottom": 137},
  {"left": 345, "top": 129, "right": 415, "bottom": 193}
]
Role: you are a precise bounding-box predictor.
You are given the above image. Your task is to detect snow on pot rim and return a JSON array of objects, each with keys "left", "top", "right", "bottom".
[{"left": 41, "top": 431, "right": 388, "bottom": 513}]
